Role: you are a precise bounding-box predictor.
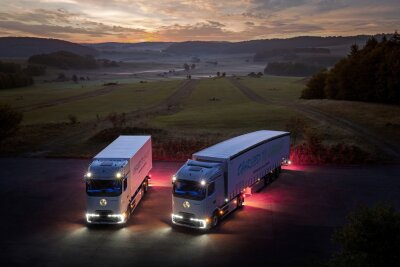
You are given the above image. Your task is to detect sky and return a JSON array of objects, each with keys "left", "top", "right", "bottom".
[{"left": 0, "top": 0, "right": 398, "bottom": 43}]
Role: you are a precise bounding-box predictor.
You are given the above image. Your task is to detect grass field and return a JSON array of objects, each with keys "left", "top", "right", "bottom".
[
  {"left": 1, "top": 75, "right": 398, "bottom": 162},
  {"left": 0, "top": 81, "right": 104, "bottom": 108},
  {"left": 18, "top": 80, "right": 182, "bottom": 124},
  {"left": 303, "top": 99, "right": 400, "bottom": 145},
  {"left": 151, "top": 78, "right": 300, "bottom": 132},
  {"left": 238, "top": 75, "right": 306, "bottom": 102}
]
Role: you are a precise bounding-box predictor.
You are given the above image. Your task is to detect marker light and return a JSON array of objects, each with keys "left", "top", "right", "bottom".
[
  {"left": 288, "top": 160, "right": 292, "bottom": 165},
  {"left": 116, "top": 172, "right": 122, "bottom": 178},
  {"left": 86, "top": 172, "right": 92, "bottom": 178},
  {"left": 172, "top": 175, "right": 177, "bottom": 182},
  {"left": 225, "top": 198, "right": 229, "bottom": 202},
  {"left": 200, "top": 180, "right": 206, "bottom": 186}
]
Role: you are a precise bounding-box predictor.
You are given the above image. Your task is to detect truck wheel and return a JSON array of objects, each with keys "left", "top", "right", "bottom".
[
  {"left": 143, "top": 179, "right": 148, "bottom": 193},
  {"left": 278, "top": 166, "right": 282, "bottom": 174},
  {"left": 237, "top": 196, "right": 244, "bottom": 208},
  {"left": 274, "top": 168, "right": 279, "bottom": 179},
  {"left": 212, "top": 213, "right": 219, "bottom": 228}
]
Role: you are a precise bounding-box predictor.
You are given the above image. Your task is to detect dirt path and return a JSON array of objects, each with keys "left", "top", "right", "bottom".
[
  {"left": 17, "top": 84, "right": 123, "bottom": 112},
  {"left": 33, "top": 79, "right": 198, "bottom": 155},
  {"left": 228, "top": 77, "right": 400, "bottom": 159}
]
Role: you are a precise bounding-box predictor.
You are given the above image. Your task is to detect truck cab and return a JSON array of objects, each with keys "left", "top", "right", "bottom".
[
  {"left": 85, "top": 159, "right": 129, "bottom": 224},
  {"left": 171, "top": 160, "right": 227, "bottom": 229}
]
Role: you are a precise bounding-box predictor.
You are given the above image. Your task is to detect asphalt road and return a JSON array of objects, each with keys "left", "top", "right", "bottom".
[{"left": 1, "top": 158, "right": 399, "bottom": 267}]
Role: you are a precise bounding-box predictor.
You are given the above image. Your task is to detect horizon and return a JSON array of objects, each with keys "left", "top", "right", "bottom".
[
  {"left": 0, "top": 1, "right": 399, "bottom": 43},
  {"left": 0, "top": 32, "right": 393, "bottom": 45}
]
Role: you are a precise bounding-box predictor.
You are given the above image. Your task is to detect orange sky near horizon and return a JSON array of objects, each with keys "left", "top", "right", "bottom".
[{"left": 0, "top": 0, "right": 399, "bottom": 43}]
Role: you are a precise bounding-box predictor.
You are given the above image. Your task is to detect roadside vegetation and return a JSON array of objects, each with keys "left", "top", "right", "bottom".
[
  {"left": 301, "top": 32, "right": 400, "bottom": 104},
  {"left": 307, "top": 203, "right": 400, "bottom": 267},
  {"left": 0, "top": 104, "right": 23, "bottom": 143}
]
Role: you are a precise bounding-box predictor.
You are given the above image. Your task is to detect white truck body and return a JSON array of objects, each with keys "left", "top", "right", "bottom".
[
  {"left": 85, "top": 136, "right": 152, "bottom": 224},
  {"left": 171, "top": 130, "right": 290, "bottom": 229}
]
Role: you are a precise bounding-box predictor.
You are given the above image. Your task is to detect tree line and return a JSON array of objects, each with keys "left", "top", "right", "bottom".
[
  {"left": 28, "top": 50, "right": 98, "bottom": 70},
  {"left": 301, "top": 32, "right": 400, "bottom": 104},
  {"left": 0, "top": 61, "right": 39, "bottom": 89}
]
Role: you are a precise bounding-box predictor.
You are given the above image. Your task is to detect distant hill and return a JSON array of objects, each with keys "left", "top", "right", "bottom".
[
  {"left": 164, "top": 35, "right": 385, "bottom": 55},
  {"left": 86, "top": 42, "right": 174, "bottom": 53},
  {"left": 0, "top": 37, "right": 98, "bottom": 58}
]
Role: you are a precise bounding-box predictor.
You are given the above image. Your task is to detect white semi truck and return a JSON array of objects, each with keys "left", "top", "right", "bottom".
[
  {"left": 84, "top": 136, "right": 152, "bottom": 224},
  {"left": 171, "top": 130, "right": 290, "bottom": 229}
]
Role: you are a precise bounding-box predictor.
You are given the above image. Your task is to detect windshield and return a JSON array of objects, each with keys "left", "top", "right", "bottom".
[
  {"left": 173, "top": 179, "right": 206, "bottom": 201},
  {"left": 86, "top": 179, "right": 122, "bottom": 197}
]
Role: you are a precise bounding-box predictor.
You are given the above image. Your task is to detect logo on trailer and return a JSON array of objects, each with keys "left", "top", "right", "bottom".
[
  {"left": 99, "top": 199, "right": 107, "bottom": 206},
  {"left": 183, "top": 201, "right": 190, "bottom": 209}
]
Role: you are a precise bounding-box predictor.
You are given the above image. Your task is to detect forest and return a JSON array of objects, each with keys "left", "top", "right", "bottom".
[
  {"left": 301, "top": 32, "right": 400, "bottom": 104},
  {"left": 0, "top": 61, "right": 34, "bottom": 89},
  {"left": 28, "top": 51, "right": 98, "bottom": 70}
]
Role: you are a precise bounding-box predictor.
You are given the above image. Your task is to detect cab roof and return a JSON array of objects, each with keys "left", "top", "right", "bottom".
[
  {"left": 94, "top": 135, "right": 150, "bottom": 159},
  {"left": 176, "top": 160, "right": 222, "bottom": 183}
]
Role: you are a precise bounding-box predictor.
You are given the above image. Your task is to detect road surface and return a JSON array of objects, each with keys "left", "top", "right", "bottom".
[{"left": 1, "top": 158, "right": 399, "bottom": 267}]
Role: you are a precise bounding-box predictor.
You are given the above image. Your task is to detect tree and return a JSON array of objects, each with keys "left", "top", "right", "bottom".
[
  {"left": 0, "top": 104, "right": 23, "bottom": 142},
  {"left": 301, "top": 70, "right": 328, "bottom": 99},
  {"left": 216, "top": 71, "right": 220, "bottom": 77},
  {"left": 191, "top": 63, "right": 196, "bottom": 70},
  {"left": 300, "top": 31, "right": 400, "bottom": 104},
  {"left": 183, "top": 63, "right": 190, "bottom": 72},
  {"left": 350, "top": 43, "right": 359, "bottom": 56},
  {"left": 72, "top": 74, "right": 78, "bottom": 83}
]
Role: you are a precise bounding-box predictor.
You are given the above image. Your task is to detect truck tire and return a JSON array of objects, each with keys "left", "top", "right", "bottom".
[
  {"left": 212, "top": 213, "right": 219, "bottom": 228},
  {"left": 274, "top": 168, "right": 279, "bottom": 179},
  {"left": 237, "top": 196, "right": 244, "bottom": 208},
  {"left": 143, "top": 179, "right": 149, "bottom": 193}
]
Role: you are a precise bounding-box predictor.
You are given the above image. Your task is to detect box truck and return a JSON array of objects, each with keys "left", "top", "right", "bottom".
[
  {"left": 84, "top": 136, "right": 152, "bottom": 224},
  {"left": 171, "top": 130, "right": 290, "bottom": 229}
]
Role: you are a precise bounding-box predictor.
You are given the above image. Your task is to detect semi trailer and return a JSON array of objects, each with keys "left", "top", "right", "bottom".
[
  {"left": 171, "top": 130, "right": 290, "bottom": 229},
  {"left": 84, "top": 136, "right": 152, "bottom": 224}
]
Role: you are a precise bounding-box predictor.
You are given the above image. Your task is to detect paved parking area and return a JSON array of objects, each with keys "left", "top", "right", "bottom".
[{"left": 1, "top": 158, "right": 399, "bottom": 267}]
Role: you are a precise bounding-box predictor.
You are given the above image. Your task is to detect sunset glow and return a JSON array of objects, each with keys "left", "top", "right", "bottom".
[{"left": 0, "top": 0, "right": 398, "bottom": 42}]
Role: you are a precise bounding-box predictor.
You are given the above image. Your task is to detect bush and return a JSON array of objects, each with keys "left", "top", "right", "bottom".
[
  {"left": 285, "top": 116, "right": 307, "bottom": 145},
  {"left": 331, "top": 204, "right": 400, "bottom": 267},
  {"left": 0, "top": 104, "right": 23, "bottom": 142},
  {"left": 67, "top": 114, "right": 78, "bottom": 124},
  {"left": 301, "top": 71, "right": 328, "bottom": 99},
  {"left": 107, "top": 112, "right": 127, "bottom": 128}
]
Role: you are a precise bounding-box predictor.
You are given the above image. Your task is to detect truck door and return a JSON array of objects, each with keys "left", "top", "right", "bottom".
[{"left": 206, "top": 181, "right": 217, "bottom": 215}]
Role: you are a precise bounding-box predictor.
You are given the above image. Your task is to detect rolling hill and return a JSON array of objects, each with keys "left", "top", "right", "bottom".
[
  {"left": 163, "top": 35, "right": 384, "bottom": 55},
  {"left": 0, "top": 37, "right": 98, "bottom": 58}
]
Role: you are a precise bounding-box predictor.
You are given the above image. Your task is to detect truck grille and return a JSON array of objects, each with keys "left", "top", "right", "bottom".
[
  {"left": 173, "top": 212, "right": 203, "bottom": 228},
  {"left": 90, "top": 210, "right": 120, "bottom": 223}
]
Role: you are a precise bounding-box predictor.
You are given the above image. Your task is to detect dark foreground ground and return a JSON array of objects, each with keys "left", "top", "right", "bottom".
[{"left": 0, "top": 158, "right": 399, "bottom": 267}]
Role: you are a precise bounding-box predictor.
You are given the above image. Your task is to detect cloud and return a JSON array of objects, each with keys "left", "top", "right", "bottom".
[{"left": 0, "top": 0, "right": 399, "bottom": 42}]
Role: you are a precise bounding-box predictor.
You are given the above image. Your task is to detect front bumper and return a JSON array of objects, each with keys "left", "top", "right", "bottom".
[
  {"left": 171, "top": 213, "right": 208, "bottom": 229},
  {"left": 86, "top": 211, "right": 126, "bottom": 224}
]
